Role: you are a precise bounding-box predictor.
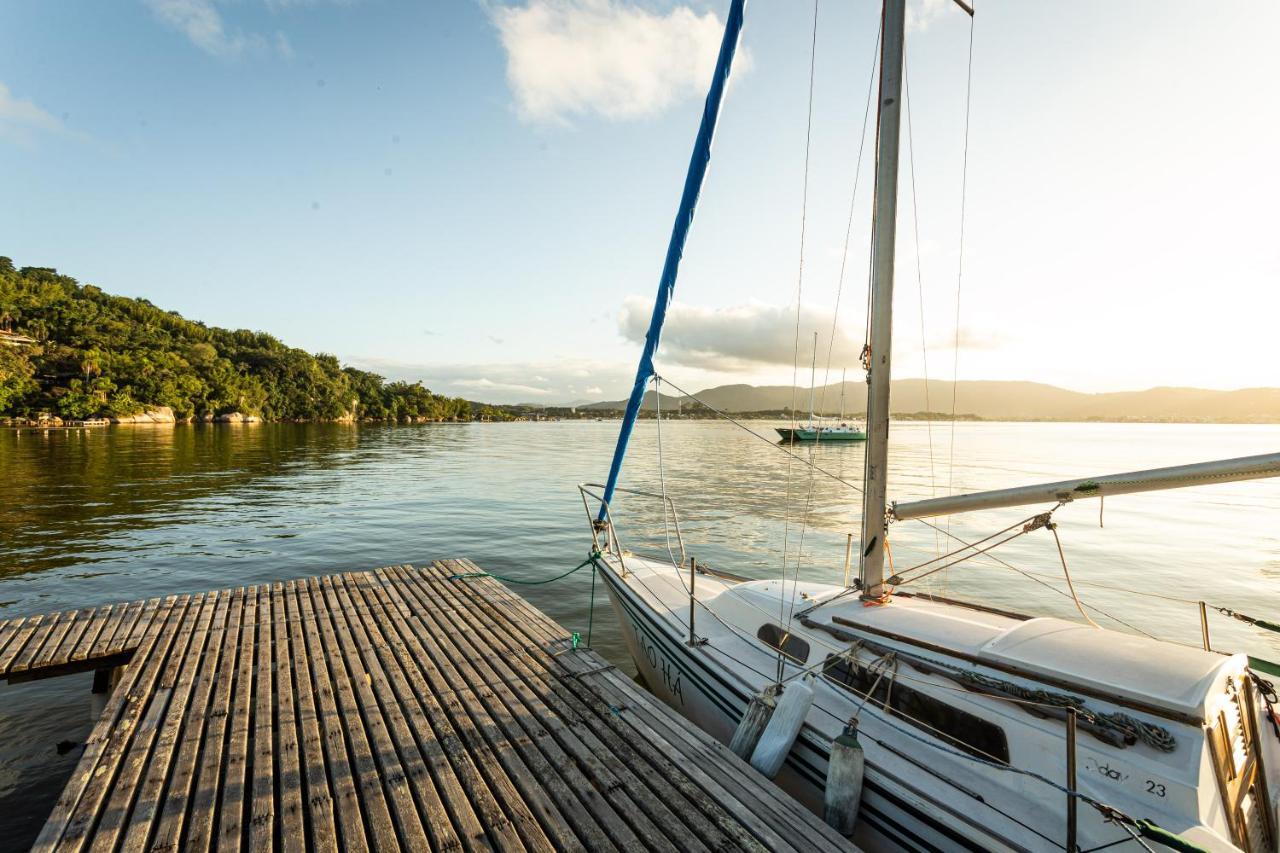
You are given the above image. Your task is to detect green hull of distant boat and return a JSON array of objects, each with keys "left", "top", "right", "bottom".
[{"left": 775, "top": 426, "right": 867, "bottom": 442}]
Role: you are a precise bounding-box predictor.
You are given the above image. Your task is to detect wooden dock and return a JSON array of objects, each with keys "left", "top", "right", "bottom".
[{"left": 0, "top": 560, "right": 859, "bottom": 852}]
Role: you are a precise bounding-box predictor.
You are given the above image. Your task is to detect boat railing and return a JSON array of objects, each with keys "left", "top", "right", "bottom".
[{"left": 578, "top": 482, "right": 687, "bottom": 571}]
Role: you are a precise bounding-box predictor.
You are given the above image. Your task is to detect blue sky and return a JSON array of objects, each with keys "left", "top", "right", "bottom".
[{"left": 2, "top": 1, "right": 1277, "bottom": 403}]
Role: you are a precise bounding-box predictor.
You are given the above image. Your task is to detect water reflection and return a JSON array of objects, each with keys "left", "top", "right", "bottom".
[{"left": 0, "top": 420, "right": 1278, "bottom": 849}]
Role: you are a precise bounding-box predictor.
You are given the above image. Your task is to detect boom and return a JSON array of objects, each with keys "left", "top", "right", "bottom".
[{"left": 891, "top": 452, "right": 1280, "bottom": 520}]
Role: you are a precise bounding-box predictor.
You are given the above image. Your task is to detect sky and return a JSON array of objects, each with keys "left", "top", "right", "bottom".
[{"left": 2, "top": 0, "right": 1277, "bottom": 404}]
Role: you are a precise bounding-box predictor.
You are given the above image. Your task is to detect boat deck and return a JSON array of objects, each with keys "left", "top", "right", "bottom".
[{"left": 0, "top": 560, "right": 859, "bottom": 852}]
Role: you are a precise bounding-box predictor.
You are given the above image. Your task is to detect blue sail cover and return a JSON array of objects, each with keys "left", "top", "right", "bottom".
[{"left": 598, "top": 0, "right": 747, "bottom": 522}]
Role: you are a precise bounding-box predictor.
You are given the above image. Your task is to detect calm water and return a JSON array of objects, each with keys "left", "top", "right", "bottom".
[{"left": 2, "top": 420, "right": 1278, "bottom": 847}]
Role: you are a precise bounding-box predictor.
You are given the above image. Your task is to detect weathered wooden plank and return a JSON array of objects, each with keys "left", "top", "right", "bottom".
[
  {"left": 305, "top": 576, "right": 400, "bottom": 851},
  {"left": 184, "top": 587, "right": 248, "bottom": 853},
  {"left": 282, "top": 580, "right": 339, "bottom": 853},
  {"left": 0, "top": 616, "right": 28, "bottom": 667},
  {"left": 214, "top": 585, "right": 260, "bottom": 852},
  {"left": 114, "top": 592, "right": 223, "bottom": 853},
  {"left": 0, "top": 612, "right": 47, "bottom": 674},
  {"left": 24, "top": 609, "right": 79, "bottom": 671},
  {"left": 442, "top": 560, "right": 822, "bottom": 850},
  {"left": 295, "top": 575, "right": 369, "bottom": 853},
  {"left": 149, "top": 588, "right": 239, "bottom": 853},
  {"left": 70, "top": 604, "right": 116, "bottom": 662},
  {"left": 89, "top": 598, "right": 142, "bottom": 658},
  {"left": 35, "top": 594, "right": 190, "bottom": 853},
  {"left": 48, "top": 606, "right": 100, "bottom": 668},
  {"left": 270, "top": 581, "right": 306, "bottom": 852},
  {"left": 247, "top": 584, "right": 277, "bottom": 852},
  {"left": 88, "top": 593, "right": 213, "bottom": 853},
  {"left": 349, "top": 569, "right": 537, "bottom": 853},
  {"left": 124, "top": 596, "right": 170, "bottom": 650},
  {"left": 463, "top": 563, "right": 847, "bottom": 852},
  {"left": 374, "top": 567, "right": 593, "bottom": 851},
  {"left": 401, "top": 566, "right": 652, "bottom": 851},
  {"left": 422, "top": 563, "right": 709, "bottom": 853},
  {"left": 421, "top": 566, "right": 690, "bottom": 853},
  {"left": 328, "top": 573, "right": 456, "bottom": 849},
  {"left": 17, "top": 563, "right": 858, "bottom": 853}
]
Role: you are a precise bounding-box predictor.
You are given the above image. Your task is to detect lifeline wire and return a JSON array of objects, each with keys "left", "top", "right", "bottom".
[
  {"left": 903, "top": 57, "right": 942, "bottom": 567},
  {"left": 779, "top": 0, "right": 823, "bottom": 687},
  {"left": 653, "top": 373, "right": 863, "bottom": 494},
  {"left": 786, "top": 10, "right": 884, "bottom": 633},
  {"left": 946, "top": 9, "right": 976, "bottom": 508}
]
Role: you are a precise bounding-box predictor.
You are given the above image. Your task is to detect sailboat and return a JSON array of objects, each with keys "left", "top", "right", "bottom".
[
  {"left": 584, "top": 1, "right": 1280, "bottom": 851},
  {"left": 777, "top": 363, "right": 868, "bottom": 443}
]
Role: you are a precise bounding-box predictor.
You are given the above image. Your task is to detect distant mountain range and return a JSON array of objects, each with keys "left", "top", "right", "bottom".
[{"left": 581, "top": 379, "right": 1280, "bottom": 423}]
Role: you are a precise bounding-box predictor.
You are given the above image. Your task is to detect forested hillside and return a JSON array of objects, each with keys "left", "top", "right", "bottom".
[{"left": 0, "top": 258, "right": 485, "bottom": 422}]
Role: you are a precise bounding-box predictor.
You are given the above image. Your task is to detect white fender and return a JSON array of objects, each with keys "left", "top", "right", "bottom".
[{"left": 750, "top": 673, "right": 815, "bottom": 778}]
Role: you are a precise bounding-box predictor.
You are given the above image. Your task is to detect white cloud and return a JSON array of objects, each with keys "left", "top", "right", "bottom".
[
  {"left": 274, "top": 31, "right": 295, "bottom": 59},
  {"left": 0, "top": 82, "right": 63, "bottom": 145},
  {"left": 930, "top": 325, "right": 1012, "bottom": 352},
  {"left": 346, "top": 356, "right": 638, "bottom": 403},
  {"left": 619, "top": 297, "right": 864, "bottom": 372},
  {"left": 490, "top": 0, "right": 746, "bottom": 124},
  {"left": 453, "top": 378, "right": 553, "bottom": 396},
  {"left": 143, "top": 0, "right": 295, "bottom": 58},
  {"left": 907, "top": 0, "right": 951, "bottom": 33}
]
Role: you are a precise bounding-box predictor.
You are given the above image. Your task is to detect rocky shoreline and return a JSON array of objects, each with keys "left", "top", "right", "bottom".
[{"left": 2, "top": 405, "right": 478, "bottom": 428}]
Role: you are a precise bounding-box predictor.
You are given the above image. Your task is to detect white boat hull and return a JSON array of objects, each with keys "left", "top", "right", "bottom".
[
  {"left": 596, "top": 552, "right": 1269, "bottom": 853},
  {"left": 601, "top": 565, "right": 1013, "bottom": 851}
]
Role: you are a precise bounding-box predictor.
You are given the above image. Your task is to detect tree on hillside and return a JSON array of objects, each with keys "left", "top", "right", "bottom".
[{"left": 0, "top": 259, "right": 490, "bottom": 422}]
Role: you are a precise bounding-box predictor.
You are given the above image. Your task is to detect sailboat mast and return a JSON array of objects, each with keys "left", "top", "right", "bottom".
[
  {"left": 839, "top": 367, "right": 846, "bottom": 421},
  {"left": 859, "top": 0, "right": 907, "bottom": 598}
]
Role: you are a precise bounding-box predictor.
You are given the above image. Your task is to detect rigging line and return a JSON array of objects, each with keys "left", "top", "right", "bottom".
[
  {"left": 784, "top": 338, "right": 826, "bottom": 641},
  {"left": 780, "top": 0, "right": 822, "bottom": 677},
  {"left": 895, "top": 511, "right": 1048, "bottom": 577},
  {"left": 784, "top": 432, "right": 821, "bottom": 635},
  {"left": 992, "top": 573, "right": 1201, "bottom": 605},
  {"left": 895, "top": 524, "right": 1040, "bottom": 587},
  {"left": 905, "top": 515, "right": 1157, "bottom": 638},
  {"left": 814, "top": 16, "right": 880, "bottom": 419},
  {"left": 946, "top": 10, "right": 976, "bottom": 507},
  {"left": 652, "top": 373, "right": 863, "bottom": 493},
  {"left": 1049, "top": 521, "right": 1101, "bottom": 628},
  {"left": 903, "top": 56, "right": 942, "bottom": 571}
]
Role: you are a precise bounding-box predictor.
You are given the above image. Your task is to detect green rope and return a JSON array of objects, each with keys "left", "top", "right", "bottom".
[
  {"left": 1215, "top": 605, "right": 1280, "bottom": 634},
  {"left": 1135, "top": 819, "right": 1209, "bottom": 853},
  {"left": 449, "top": 553, "right": 605, "bottom": 648},
  {"left": 447, "top": 554, "right": 598, "bottom": 586}
]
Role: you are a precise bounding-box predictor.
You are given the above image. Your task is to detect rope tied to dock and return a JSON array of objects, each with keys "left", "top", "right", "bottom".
[
  {"left": 448, "top": 552, "right": 604, "bottom": 649},
  {"left": 446, "top": 553, "right": 600, "bottom": 586}
]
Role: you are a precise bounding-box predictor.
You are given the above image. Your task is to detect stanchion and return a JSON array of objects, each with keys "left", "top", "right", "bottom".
[{"left": 1067, "top": 707, "right": 1078, "bottom": 852}]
